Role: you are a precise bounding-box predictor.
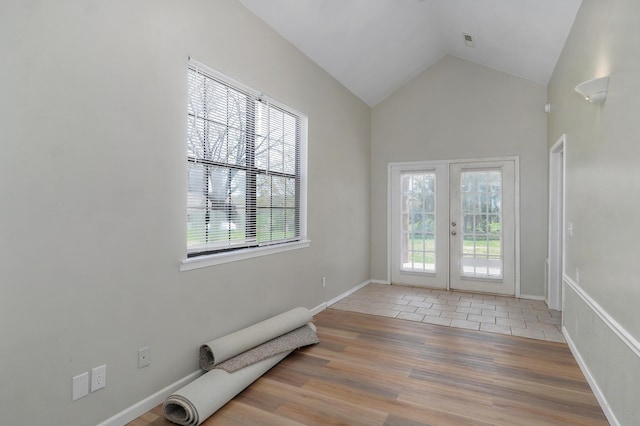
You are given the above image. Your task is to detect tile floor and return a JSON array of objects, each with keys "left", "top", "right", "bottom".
[{"left": 330, "top": 283, "right": 565, "bottom": 343}]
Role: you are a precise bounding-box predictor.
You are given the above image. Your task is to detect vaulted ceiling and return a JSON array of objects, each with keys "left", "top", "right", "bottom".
[{"left": 239, "top": 0, "right": 582, "bottom": 106}]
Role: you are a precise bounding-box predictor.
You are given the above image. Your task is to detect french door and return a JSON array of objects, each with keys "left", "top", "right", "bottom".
[{"left": 390, "top": 159, "right": 517, "bottom": 295}]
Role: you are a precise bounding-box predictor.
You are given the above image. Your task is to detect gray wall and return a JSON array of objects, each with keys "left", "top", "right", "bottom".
[
  {"left": 548, "top": 0, "right": 640, "bottom": 423},
  {"left": 5, "top": 0, "right": 637, "bottom": 423},
  {"left": 0, "top": 1, "right": 370, "bottom": 425},
  {"left": 371, "top": 56, "right": 548, "bottom": 297}
]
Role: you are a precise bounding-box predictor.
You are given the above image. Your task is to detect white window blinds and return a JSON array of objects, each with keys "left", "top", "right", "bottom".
[{"left": 187, "top": 60, "right": 304, "bottom": 257}]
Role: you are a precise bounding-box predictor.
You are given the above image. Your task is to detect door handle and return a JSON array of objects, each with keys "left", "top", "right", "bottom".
[
  {"left": 451, "top": 231, "right": 457, "bottom": 236},
  {"left": 451, "top": 221, "right": 457, "bottom": 227}
]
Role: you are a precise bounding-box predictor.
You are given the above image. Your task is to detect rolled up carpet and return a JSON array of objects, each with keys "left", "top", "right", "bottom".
[
  {"left": 164, "top": 307, "right": 318, "bottom": 425},
  {"left": 199, "top": 306, "right": 312, "bottom": 370},
  {"left": 215, "top": 323, "right": 318, "bottom": 373},
  {"left": 163, "top": 351, "right": 289, "bottom": 426}
]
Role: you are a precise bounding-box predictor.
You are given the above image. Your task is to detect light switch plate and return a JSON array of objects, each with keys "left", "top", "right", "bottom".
[
  {"left": 138, "top": 347, "right": 151, "bottom": 368},
  {"left": 72, "top": 372, "right": 89, "bottom": 401}
]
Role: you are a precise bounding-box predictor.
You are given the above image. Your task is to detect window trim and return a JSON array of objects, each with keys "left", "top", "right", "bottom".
[
  {"left": 182, "top": 58, "right": 309, "bottom": 270},
  {"left": 180, "top": 239, "right": 311, "bottom": 271}
]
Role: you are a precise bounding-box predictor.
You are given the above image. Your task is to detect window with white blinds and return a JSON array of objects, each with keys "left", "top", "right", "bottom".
[{"left": 186, "top": 60, "right": 306, "bottom": 258}]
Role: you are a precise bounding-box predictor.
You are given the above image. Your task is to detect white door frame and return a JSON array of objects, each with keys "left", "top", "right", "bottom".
[
  {"left": 548, "top": 135, "right": 566, "bottom": 310},
  {"left": 387, "top": 156, "right": 521, "bottom": 297}
]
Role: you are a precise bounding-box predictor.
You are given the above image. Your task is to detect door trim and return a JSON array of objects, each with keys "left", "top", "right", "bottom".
[
  {"left": 387, "top": 156, "right": 520, "bottom": 297},
  {"left": 548, "top": 135, "right": 566, "bottom": 310}
]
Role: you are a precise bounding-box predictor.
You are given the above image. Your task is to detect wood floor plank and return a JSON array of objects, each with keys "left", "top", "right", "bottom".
[
  {"left": 397, "top": 389, "right": 544, "bottom": 426},
  {"left": 257, "top": 378, "right": 388, "bottom": 426},
  {"left": 203, "top": 400, "right": 304, "bottom": 426},
  {"left": 128, "top": 308, "right": 608, "bottom": 426},
  {"left": 301, "top": 377, "right": 494, "bottom": 426}
]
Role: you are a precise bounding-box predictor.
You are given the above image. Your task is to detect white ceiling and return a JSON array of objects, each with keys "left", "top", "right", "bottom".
[{"left": 239, "top": 0, "right": 582, "bottom": 106}]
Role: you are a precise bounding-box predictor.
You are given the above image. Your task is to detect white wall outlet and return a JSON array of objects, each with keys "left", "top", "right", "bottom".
[
  {"left": 91, "top": 364, "right": 107, "bottom": 392},
  {"left": 138, "top": 346, "right": 151, "bottom": 368},
  {"left": 72, "top": 372, "right": 89, "bottom": 401},
  {"left": 575, "top": 268, "right": 580, "bottom": 285},
  {"left": 322, "top": 276, "right": 326, "bottom": 288},
  {"left": 567, "top": 222, "right": 573, "bottom": 237}
]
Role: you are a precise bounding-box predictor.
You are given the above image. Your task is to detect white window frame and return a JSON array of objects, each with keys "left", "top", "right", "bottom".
[{"left": 181, "top": 58, "right": 309, "bottom": 271}]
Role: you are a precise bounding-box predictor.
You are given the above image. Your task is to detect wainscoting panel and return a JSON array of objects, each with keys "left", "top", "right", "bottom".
[{"left": 562, "top": 277, "right": 640, "bottom": 426}]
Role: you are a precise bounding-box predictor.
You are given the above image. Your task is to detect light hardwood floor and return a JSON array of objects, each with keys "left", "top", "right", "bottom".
[{"left": 129, "top": 308, "right": 607, "bottom": 425}]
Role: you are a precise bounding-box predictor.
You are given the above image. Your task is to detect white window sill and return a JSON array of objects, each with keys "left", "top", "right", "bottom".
[{"left": 180, "top": 239, "right": 311, "bottom": 271}]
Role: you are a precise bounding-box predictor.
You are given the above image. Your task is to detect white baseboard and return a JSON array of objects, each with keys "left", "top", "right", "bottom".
[
  {"left": 310, "top": 302, "right": 327, "bottom": 316},
  {"left": 96, "top": 369, "right": 203, "bottom": 426},
  {"left": 562, "top": 327, "right": 620, "bottom": 426},
  {"left": 327, "top": 280, "right": 371, "bottom": 307},
  {"left": 369, "top": 279, "right": 391, "bottom": 285},
  {"left": 311, "top": 279, "right": 373, "bottom": 315},
  {"left": 519, "top": 294, "right": 546, "bottom": 301}
]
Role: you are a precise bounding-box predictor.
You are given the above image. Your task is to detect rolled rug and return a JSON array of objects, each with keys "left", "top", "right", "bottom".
[
  {"left": 215, "top": 323, "right": 318, "bottom": 373},
  {"left": 163, "top": 351, "right": 290, "bottom": 426},
  {"left": 199, "top": 307, "right": 313, "bottom": 370},
  {"left": 164, "top": 307, "right": 319, "bottom": 425}
]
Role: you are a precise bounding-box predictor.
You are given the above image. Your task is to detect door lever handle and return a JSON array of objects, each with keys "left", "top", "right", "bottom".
[{"left": 451, "top": 231, "right": 457, "bottom": 236}]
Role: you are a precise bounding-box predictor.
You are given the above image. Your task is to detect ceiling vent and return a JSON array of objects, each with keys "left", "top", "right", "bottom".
[{"left": 463, "top": 33, "right": 475, "bottom": 48}]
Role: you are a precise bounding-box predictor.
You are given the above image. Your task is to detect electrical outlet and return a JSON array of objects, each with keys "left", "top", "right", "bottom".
[
  {"left": 575, "top": 269, "right": 580, "bottom": 285},
  {"left": 322, "top": 276, "right": 326, "bottom": 288},
  {"left": 72, "top": 372, "right": 89, "bottom": 401},
  {"left": 138, "top": 346, "right": 151, "bottom": 368},
  {"left": 91, "top": 365, "right": 107, "bottom": 392}
]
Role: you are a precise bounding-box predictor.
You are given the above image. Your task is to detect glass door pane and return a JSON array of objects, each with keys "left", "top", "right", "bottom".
[
  {"left": 459, "top": 170, "right": 503, "bottom": 279},
  {"left": 391, "top": 163, "right": 447, "bottom": 289},
  {"left": 401, "top": 172, "right": 436, "bottom": 273}
]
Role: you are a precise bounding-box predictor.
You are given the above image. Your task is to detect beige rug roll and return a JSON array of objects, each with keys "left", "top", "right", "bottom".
[
  {"left": 215, "top": 323, "right": 318, "bottom": 373},
  {"left": 163, "top": 307, "right": 318, "bottom": 425},
  {"left": 199, "top": 307, "right": 312, "bottom": 370},
  {"left": 163, "top": 351, "right": 289, "bottom": 426}
]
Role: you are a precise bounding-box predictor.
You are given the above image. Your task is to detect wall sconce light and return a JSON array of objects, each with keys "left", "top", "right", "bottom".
[{"left": 575, "top": 76, "right": 610, "bottom": 104}]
